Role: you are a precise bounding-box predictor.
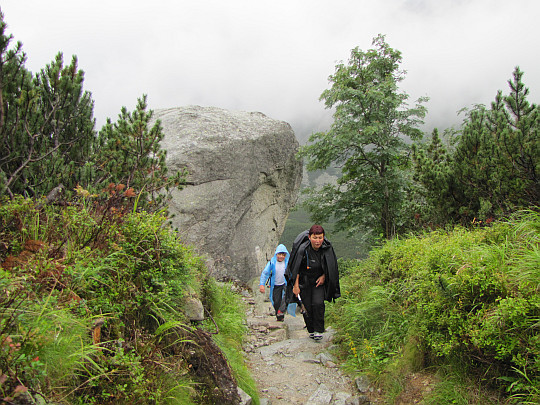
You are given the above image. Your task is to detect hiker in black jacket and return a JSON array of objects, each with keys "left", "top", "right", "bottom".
[{"left": 285, "top": 225, "right": 340, "bottom": 340}]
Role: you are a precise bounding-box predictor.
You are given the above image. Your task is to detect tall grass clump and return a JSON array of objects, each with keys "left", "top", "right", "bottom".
[
  {"left": 327, "top": 210, "right": 540, "bottom": 404},
  {"left": 0, "top": 192, "right": 215, "bottom": 404},
  {"left": 203, "top": 279, "right": 259, "bottom": 404}
]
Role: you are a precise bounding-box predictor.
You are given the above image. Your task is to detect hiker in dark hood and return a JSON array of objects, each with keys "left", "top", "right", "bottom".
[{"left": 285, "top": 224, "right": 340, "bottom": 340}]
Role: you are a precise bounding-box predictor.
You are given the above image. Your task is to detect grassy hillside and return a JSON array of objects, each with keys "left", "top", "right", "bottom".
[
  {"left": 0, "top": 195, "right": 256, "bottom": 404},
  {"left": 327, "top": 210, "right": 540, "bottom": 404}
]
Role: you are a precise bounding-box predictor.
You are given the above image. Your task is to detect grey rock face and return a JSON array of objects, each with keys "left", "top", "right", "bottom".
[{"left": 156, "top": 106, "right": 302, "bottom": 282}]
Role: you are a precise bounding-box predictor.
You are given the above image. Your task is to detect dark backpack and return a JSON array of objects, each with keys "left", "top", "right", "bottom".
[
  {"left": 291, "top": 230, "right": 309, "bottom": 255},
  {"left": 285, "top": 230, "right": 339, "bottom": 304}
]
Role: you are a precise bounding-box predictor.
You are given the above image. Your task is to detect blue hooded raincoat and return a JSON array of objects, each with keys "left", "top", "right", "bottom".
[{"left": 259, "top": 244, "right": 297, "bottom": 316}]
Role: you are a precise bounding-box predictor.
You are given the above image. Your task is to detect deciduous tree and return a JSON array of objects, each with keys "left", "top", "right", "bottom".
[{"left": 299, "top": 35, "right": 427, "bottom": 239}]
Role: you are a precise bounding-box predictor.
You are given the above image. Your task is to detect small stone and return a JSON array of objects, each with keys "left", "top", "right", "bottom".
[
  {"left": 184, "top": 297, "right": 204, "bottom": 321},
  {"left": 237, "top": 386, "right": 253, "bottom": 405},
  {"left": 333, "top": 391, "right": 351, "bottom": 405},
  {"left": 317, "top": 352, "right": 336, "bottom": 363},
  {"left": 354, "top": 375, "right": 371, "bottom": 393},
  {"left": 307, "top": 383, "right": 332, "bottom": 404},
  {"left": 356, "top": 394, "right": 370, "bottom": 404},
  {"left": 345, "top": 396, "right": 362, "bottom": 405}
]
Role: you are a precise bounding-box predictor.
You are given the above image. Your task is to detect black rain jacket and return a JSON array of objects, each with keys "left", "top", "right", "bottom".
[{"left": 284, "top": 230, "right": 341, "bottom": 305}]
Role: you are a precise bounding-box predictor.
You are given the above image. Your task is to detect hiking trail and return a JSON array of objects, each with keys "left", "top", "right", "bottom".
[{"left": 239, "top": 279, "right": 376, "bottom": 405}]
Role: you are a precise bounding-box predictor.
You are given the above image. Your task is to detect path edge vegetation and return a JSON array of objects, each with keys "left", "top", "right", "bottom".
[
  {"left": 0, "top": 194, "right": 257, "bottom": 404},
  {"left": 326, "top": 210, "right": 539, "bottom": 404},
  {"left": 1, "top": 9, "right": 257, "bottom": 402}
]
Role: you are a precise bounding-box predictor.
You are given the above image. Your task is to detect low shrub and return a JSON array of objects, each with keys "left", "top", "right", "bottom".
[
  {"left": 0, "top": 194, "right": 219, "bottom": 404},
  {"left": 328, "top": 210, "right": 540, "bottom": 403}
]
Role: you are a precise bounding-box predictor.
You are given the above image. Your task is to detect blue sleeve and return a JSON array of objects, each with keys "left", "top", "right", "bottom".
[{"left": 260, "top": 261, "right": 272, "bottom": 285}]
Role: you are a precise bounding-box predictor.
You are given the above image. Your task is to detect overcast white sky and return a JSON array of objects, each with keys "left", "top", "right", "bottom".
[{"left": 1, "top": 0, "right": 539, "bottom": 142}]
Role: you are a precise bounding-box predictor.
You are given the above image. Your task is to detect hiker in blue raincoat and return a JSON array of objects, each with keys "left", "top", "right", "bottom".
[{"left": 259, "top": 244, "right": 296, "bottom": 321}]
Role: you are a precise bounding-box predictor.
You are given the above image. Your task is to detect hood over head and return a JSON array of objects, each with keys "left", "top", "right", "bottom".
[{"left": 274, "top": 243, "right": 289, "bottom": 256}]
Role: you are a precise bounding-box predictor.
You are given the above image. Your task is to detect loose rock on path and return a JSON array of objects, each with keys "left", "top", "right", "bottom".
[{"left": 240, "top": 279, "right": 373, "bottom": 405}]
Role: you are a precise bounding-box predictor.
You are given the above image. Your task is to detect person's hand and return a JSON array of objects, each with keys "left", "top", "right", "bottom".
[
  {"left": 316, "top": 274, "right": 325, "bottom": 287},
  {"left": 259, "top": 285, "right": 265, "bottom": 294},
  {"left": 293, "top": 284, "right": 300, "bottom": 296}
]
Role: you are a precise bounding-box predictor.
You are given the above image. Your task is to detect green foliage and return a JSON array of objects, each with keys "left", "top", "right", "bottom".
[
  {"left": 0, "top": 11, "right": 96, "bottom": 199},
  {"left": 68, "top": 208, "right": 204, "bottom": 331},
  {"left": 0, "top": 13, "right": 185, "bottom": 207},
  {"left": 0, "top": 13, "right": 248, "bottom": 403},
  {"left": 424, "top": 367, "right": 500, "bottom": 405},
  {"left": 0, "top": 284, "right": 97, "bottom": 404},
  {"left": 299, "top": 34, "right": 427, "bottom": 240},
  {"left": 202, "top": 280, "right": 259, "bottom": 404},
  {"left": 92, "top": 95, "right": 186, "bottom": 211},
  {"left": 413, "top": 67, "right": 539, "bottom": 225},
  {"left": 0, "top": 196, "right": 213, "bottom": 404},
  {"left": 328, "top": 211, "right": 540, "bottom": 403},
  {"left": 409, "top": 128, "right": 460, "bottom": 228}
]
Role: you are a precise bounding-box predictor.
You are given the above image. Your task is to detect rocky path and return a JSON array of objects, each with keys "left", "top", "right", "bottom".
[{"left": 240, "top": 280, "right": 373, "bottom": 405}]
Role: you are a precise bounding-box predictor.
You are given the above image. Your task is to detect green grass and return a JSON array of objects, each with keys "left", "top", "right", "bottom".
[
  {"left": 204, "top": 280, "right": 259, "bottom": 405},
  {"left": 0, "top": 195, "right": 239, "bottom": 404},
  {"left": 424, "top": 367, "right": 502, "bottom": 405},
  {"left": 327, "top": 210, "right": 540, "bottom": 404}
]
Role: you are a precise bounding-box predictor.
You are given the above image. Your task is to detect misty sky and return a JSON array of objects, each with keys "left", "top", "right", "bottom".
[{"left": 1, "top": 0, "right": 539, "bottom": 142}]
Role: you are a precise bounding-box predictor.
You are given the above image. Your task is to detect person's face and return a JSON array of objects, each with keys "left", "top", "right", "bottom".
[
  {"left": 276, "top": 253, "right": 286, "bottom": 262},
  {"left": 309, "top": 233, "right": 324, "bottom": 250}
]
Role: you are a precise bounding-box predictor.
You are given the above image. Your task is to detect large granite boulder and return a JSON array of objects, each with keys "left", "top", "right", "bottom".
[{"left": 155, "top": 106, "right": 302, "bottom": 282}]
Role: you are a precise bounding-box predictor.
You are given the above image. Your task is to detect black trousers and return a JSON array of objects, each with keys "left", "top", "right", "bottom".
[
  {"left": 272, "top": 284, "right": 287, "bottom": 314},
  {"left": 300, "top": 282, "right": 325, "bottom": 333}
]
